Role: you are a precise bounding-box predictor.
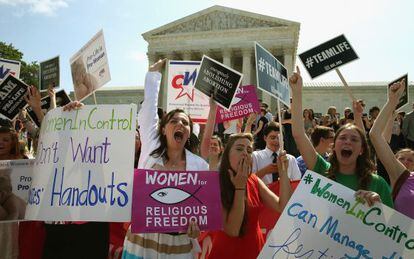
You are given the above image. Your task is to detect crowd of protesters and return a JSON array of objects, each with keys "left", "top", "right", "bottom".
[{"left": 0, "top": 58, "right": 413, "bottom": 259}]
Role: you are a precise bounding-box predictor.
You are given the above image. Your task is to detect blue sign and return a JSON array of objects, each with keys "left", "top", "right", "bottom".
[{"left": 255, "top": 42, "right": 290, "bottom": 107}]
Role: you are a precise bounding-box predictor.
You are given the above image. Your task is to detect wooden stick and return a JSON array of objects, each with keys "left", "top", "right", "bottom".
[
  {"left": 93, "top": 92, "right": 98, "bottom": 105},
  {"left": 335, "top": 68, "right": 356, "bottom": 102},
  {"left": 277, "top": 99, "right": 285, "bottom": 172}
]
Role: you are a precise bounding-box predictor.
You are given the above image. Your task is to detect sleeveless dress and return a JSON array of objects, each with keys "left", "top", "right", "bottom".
[{"left": 207, "top": 174, "right": 264, "bottom": 259}]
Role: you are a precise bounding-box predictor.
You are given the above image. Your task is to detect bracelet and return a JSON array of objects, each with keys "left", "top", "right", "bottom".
[{"left": 235, "top": 188, "right": 245, "bottom": 191}]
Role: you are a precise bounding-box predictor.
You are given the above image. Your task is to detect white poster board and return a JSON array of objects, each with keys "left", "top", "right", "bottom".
[
  {"left": 25, "top": 105, "right": 136, "bottom": 222},
  {"left": 167, "top": 60, "right": 209, "bottom": 124},
  {"left": 259, "top": 170, "right": 414, "bottom": 258},
  {"left": 70, "top": 30, "right": 111, "bottom": 101}
]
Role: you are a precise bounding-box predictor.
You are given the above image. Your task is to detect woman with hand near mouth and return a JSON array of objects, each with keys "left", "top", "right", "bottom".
[
  {"left": 207, "top": 133, "right": 292, "bottom": 258},
  {"left": 290, "top": 67, "right": 393, "bottom": 208},
  {"left": 122, "top": 59, "right": 208, "bottom": 259},
  {"left": 370, "top": 80, "right": 414, "bottom": 218}
]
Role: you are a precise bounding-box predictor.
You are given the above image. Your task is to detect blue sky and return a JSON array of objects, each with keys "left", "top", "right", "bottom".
[{"left": 0, "top": 0, "right": 413, "bottom": 94}]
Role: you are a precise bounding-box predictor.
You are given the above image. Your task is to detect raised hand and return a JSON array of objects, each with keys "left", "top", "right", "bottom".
[
  {"left": 149, "top": 58, "right": 166, "bottom": 72},
  {"left": 388, "top": 79, "right": 405, "bottom": 105},
  {"left": 24, "top": 85, "right": 42, "bottom": 110},
  {"left": 277, "top": 150, "right": 289, "bottom": 178},
  {"left": 289, "top": 66, "right": 303, "bottom": 92},
  {"left": 354, "top": 190, "right": 381, "bottom": 207},
  {"left": 63, "top": 101, "right": 84, "bottom": 112}
]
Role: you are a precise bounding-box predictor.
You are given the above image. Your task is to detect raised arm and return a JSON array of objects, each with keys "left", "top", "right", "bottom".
[
  {"left": 352, "top": 100, "right": 365, "bottom": 131},
  {"left": 200, "top": 96, "right": 217, "bottom": 160},
  {"left": 369, "top": 80, "right": 407, "bottom": 187},
  {"left": 48, "top": 86, "right": 57, "bottom": 110},
  {"left": 290, "top": 66, "right": 318, "bottom": 170},
  {"left": 258, "top": 151, "right": 292, "bottom": 212},
  {"left": 137, "top": 59, "right": 166, "bottom": 167},
  {"left": 25, "top": 85, "right": 44, "bottom": 123}
]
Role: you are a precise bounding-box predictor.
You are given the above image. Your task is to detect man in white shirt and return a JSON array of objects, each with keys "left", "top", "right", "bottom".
[{"left": 252, "top": 122, "right": 301, "bottom": 184}]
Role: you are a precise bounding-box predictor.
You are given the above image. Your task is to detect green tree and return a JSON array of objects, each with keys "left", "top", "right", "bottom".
[{"left": 0, "top": 41, "right": 39, "bottom": 87}]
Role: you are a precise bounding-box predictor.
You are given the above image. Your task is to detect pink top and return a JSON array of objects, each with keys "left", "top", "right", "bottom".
[{"left": 394, "top": 172, "right": 414, "bottom": 219}]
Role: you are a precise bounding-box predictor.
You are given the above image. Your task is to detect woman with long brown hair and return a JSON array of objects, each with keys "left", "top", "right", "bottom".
[
  {"left": 290, "top": 66, "right": 392, "bottom": 208},
  {"left": 207, "top": 133, "right": 292, "bottom": 259}
]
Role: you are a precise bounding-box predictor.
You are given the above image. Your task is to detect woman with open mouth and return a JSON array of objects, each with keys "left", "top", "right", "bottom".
[
  {"left": 369, "top": 80, "right": 414, "bottom": 219},
  {"left": 122, "top": 59, "right": 209, "bottom": 259},
  {"left": 290, "top": 66, "right": 393, "bottom": 208}
]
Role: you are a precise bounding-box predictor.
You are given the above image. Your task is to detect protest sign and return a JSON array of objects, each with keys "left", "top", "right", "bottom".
[
  {"left": 215, "top": 85, "right": 260, "bottom": 123},
  {"left": 0, "top": 58, "right": 21, "bottom": 82},
  {"left": 388, "top": 74, "right": 408, "bottom": 110},
  {"left": 131, "top": 169, "right": 222, "bottom": 233},
  {"left": 0, "top": 74, "right": 29, "bottom": 120},
  {"left": 0, "top": 159, "right": 34, "bottom": 222},
  {"left": 70, "top": 29, "right": 111, "bottom": 101},
  {"left": 39, "top": 56, "right": 60, "bottom": 91},
  {"left": 255, "top": 42, "right": 290, "bottom": 107},
  {"left": 167, "top": 60, "right": 209, "bottom": 123},
  {"left": 299, "top": 34, "right": 358, "bottom": 79},
  {"left": 259, "top": 170, "right": 414, "bottom": 258},
  {"left": 194, "top": 55, "right": 243, "bottom": 109},
  {"left": 25, "top": 104, "right": 137, "bottom": 221},
  {"left": 26, "top": 89, "right": 72, "bottom": 127}
]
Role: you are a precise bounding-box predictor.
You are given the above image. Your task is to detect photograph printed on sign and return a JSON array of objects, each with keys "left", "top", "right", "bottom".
[
  {"left": 70, "top": 29, "right": 111, "bottom": 101},
  {"left": 255, "top": 42, "right": 290, "bottom": 107},
  {"left": 388, "top": 74, "right": 408, "bottom": 110},
  {"left": 0, "top": 160, "right": 34, "bottom": 222},
  {"left": 194, "top": 55, "right": 243, "bottom": 110},
  {"left": 298, "top": 34, "right": 359, "bottom": 79}
]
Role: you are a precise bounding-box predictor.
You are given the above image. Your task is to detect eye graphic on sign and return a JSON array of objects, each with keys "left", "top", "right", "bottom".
[{"left": 150, "top": 186, "right": 202, "bottom": 205}]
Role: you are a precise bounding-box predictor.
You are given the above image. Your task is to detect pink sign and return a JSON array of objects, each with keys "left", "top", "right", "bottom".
[
  {"left": 131, "top": 169, "right": 222, "bottom": 233},
  {"left": 216, "top": 85, "right": 260, "bottom": 123}
]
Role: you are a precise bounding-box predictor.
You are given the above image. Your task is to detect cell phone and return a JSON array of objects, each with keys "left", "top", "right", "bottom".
[{"left": 362, "top": 113, "right": 367, "bottom": 117}]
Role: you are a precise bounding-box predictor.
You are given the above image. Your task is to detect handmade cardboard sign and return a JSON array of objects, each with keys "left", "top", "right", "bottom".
[
  {"left": 25, "top": 105, "right": 136, "bottom": 221},
  {"left": 299, "top": 34, "right": 358, "bottom": 79},
  {"left": 258, "top": 170, "right": 414, "bottom": 258},
  {"left": 255, "top": 42, "right": 290, "bottom": 107},
  {"left": 194, "top": 55, "right": 243, "bottom": 109},
  {"left": 131, "top": 169, "right": 222, "bottom": 233},
  {"left": 167, "top": 60, "right": 209, "bottom": 123}
]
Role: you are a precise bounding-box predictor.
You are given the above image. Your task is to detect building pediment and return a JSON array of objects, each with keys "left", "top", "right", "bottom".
[{"left": 142, "top": 5, "right": 299, "bottom": 39}]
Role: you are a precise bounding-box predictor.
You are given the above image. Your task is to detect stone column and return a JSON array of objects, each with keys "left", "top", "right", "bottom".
[
  {"left": 222, "top": 48, "right": 232, "bottom": 67},
  {"left": 283, "top": 52, "right": 294, "bottom": 77},
  {"left": 147, "top": 52, "right": 156, "bottom": 66},
  {"left": 242, "top": 48, "right": 252, "bottom": 85}
]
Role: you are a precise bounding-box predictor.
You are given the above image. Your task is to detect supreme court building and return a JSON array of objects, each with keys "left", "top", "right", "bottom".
[{"left": 78, "top": 5, "right": 413, "bottom": 115}]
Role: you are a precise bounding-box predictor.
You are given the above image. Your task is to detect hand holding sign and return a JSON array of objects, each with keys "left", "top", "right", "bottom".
[
  {"left": 354, "top": 190, "right": 381, "bottom": 207},
  {"left": 149, "top": 59, "right": 166, "bottom": 72},
  {"left": 388, "top": 78, "right": 406, "bottom": 106}
]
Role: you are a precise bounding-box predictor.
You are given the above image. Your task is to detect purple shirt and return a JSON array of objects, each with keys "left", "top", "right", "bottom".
[{"left": 394, "top": 172, "right": 414, "bottom": 219}]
